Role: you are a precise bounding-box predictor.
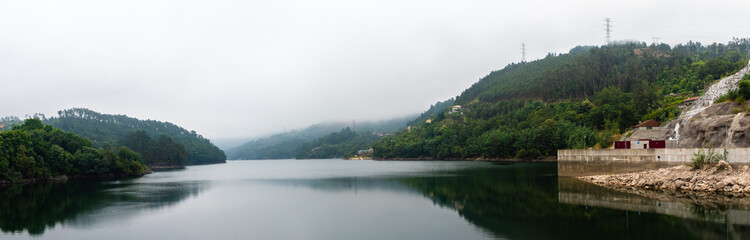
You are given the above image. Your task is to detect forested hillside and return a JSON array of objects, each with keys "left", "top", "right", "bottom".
[
  {"left": 374, "top": 40, "right": 750, "bottom": 159},
  {"left": 44, "top": 108, "right": 225, "bottom": 165},
  {"left": 227, "top": 116, "right": 414, "bottom": 160},
  {"left": 0, "top": 119, "right": 148, "bottom": 182},
  {"left": 295, "top": 127, "right": 381, "bottom": 159},
  {"left": 406, "top": 98, "right": 455, "bottom": 126},
  {"left": 226, "top": 122, "right": 353, "bottom": 160},
  {"left": 119, "top": 131, "right": 187, "bottom": 168}
]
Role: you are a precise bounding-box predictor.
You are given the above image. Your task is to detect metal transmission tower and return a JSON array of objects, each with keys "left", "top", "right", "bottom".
[
  {"left": 652, "top": 37, "right": 660, "bottom": 46},
  {"left": 521, "top": 43, "right": 526, "bottom": 62},
  {"left": 604, "top": 18, "right": 612, "bottom": 45}
]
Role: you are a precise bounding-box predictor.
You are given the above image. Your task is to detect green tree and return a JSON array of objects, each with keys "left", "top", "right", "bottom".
[
  {"left": 0, "top": 119, "right": 148, "bottom": 182},
  {"left": 739, "top": 80, "right": 750, "bottom": 99}
]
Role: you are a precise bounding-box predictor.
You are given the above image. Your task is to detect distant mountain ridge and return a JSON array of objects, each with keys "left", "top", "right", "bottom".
[
  {"left": 295, "top": 127, "right": 382, "bottom": 159},
  {"left": 44, "top": 108, "right": 226, "bottom": 165},
  {"left": 227, "top": 115, "right": 416, "bottom": 160}
]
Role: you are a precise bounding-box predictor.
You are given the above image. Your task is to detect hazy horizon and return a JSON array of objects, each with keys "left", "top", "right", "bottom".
[{"left": 2, "top": 0, "right": 749, "bottom": 140}]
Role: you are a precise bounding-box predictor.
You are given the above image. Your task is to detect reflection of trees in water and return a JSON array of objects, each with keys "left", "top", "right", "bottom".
[
  {"left": 255, "top": 163, "right": 714, "bottom": 239},
  {"left": 681, "top": 202, "right": 750, "bottom": 239},
  {"left": 399, "top": 163, "right": 704, "bottom": 240},
  {"left": 689, "top": 205, "right": 726, "bottom": 222},
  {"left": 562, "top": 177, "right": 750, "bottom": 239},
  {"left": 0, "top": 180, "right": 206, "bottom": 236},
  {"left": 681, "top": 218, "right": 750, "bottom": 240},
  {"left": 262, "top": 177, "right": 413, "bottom": 193}
]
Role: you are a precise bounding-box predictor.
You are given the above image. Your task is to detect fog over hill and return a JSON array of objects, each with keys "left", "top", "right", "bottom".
[{"left": 227, "top": 114, "right": 416, "bottom": 160}]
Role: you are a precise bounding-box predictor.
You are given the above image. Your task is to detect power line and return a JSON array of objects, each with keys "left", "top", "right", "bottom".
[
  {"left": 604, "top": 18, "right": 612, "bottom": 45},
  {"left": 521, "top": 43, "right": 526, "bottom": 62}
]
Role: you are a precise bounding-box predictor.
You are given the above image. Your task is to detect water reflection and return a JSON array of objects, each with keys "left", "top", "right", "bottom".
[
  {"left": 5, "top": 161, "right": 750, "bottom": 239},
  {"left": 259, "top": 177, "right": 412, "bottom": 194},
  {"left": 231, "top": 162, "right": 747, "bottom": 239},
  {"left": 395, "top": 163, "right": 702, "bottom": 239},
  {"left": 0, "top": 180, "right": 207, "bottom": 236},
  {"left": 558, "top": 177, "right": 750, "bottom": 240}
]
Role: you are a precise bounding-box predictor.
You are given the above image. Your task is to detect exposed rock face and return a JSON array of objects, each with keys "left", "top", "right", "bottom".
[
  {"left": 578, "top": 161, "right": 750, "bottom": 195},
  {"left": 660, "top": 101, "right": 750, "bottom": 148},
  {"left": 625, "top": 62, "right": 750, "bottom": 146},
  {"left": 668, "top": 61, "right": 750, "bottom": 147},
  {"left": 678, "top": 61, "right": 750, "bottom": 125}
]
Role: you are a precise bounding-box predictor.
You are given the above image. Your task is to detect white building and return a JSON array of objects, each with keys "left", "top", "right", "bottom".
[{"left": 451, "top": 105, "right": 462, "bottom": 113}]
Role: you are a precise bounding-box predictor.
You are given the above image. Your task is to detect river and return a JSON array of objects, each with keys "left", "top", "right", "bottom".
[{"left": 1, "top": 159, "right": 747, "bottom": 239}]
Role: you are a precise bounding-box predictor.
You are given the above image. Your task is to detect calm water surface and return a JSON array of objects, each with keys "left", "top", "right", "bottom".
[{"left": 1, "top": 160, "right": 747, "bottom": 239}]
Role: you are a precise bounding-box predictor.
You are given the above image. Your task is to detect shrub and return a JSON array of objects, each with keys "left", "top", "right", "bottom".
[
  {"left": 740, "top": 80, "right": 750, "bottom": 99},
  {"left": 715, "top": 89, "right": 740, "bottom": 103},
  {"left": 641, "top": 105, "right": 681, "bottom": 122},
  {"left": 736, "top": 97, "right": 746, "bottom": 106},
  {"left": 688, "top": 144, "right": 728, "bottom": 169},
  {"left": 689, "top": 149, "right": 707, "bottom": 169}
]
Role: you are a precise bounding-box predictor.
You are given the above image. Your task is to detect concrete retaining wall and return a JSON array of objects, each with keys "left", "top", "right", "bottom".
[{"left": 558, "top": 148, "right": 750, "bottom": 177}]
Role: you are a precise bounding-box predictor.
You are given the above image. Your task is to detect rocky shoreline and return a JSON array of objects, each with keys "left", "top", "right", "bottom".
[
  {"left": 578, "top": 161, "right": 750, "bottom": 195},
  {"left": 374, "top": 156, "right": 557, "bottom": 162}
]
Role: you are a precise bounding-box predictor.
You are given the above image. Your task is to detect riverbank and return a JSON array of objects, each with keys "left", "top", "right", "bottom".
[
  {"left": 0, "top": 171, "right": 152, "bottom": 186},
  {"left": 578, "top": 161, "right": 750, "bottom": 195},
  {"left": 148, "top": 165, "right": 186, "bottom": 171}
]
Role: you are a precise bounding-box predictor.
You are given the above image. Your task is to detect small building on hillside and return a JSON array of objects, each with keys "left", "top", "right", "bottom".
[
  {"left": 680, "top": 96, "right": 700, "bottom": 108},
  {"left": 451, "top": 105, "right": 462, "bottom": 113},
  {"left": 358, "top": 149, "right": 374, "bottom": 155},
  {"left": 614, "top": 139, "right": 666, "bottom": 149},
  {"left": 632, "top": 119, "right": 661, "bottom": 130}
]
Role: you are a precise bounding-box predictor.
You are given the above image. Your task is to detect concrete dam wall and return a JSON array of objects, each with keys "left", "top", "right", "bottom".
[{"left": 558, "top": 148, "right": 750, "bottom": 177}]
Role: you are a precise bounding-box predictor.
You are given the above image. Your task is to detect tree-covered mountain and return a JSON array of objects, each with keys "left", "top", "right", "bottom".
[
  {"left": 406, "top": 98, "right": 455, "bottom": 127},
  {"left": 119, "top": 131, "right": 187, "bottom": 168},
  {"left": 295, "top": 127, "right": 381, "bottom": 159},
  {"left": 44, "top": 108, "right": 225, "bottom": 165},
  {"left": 0, "top": 119, "right": 148, "bottom": 183},
  {"left": 456, "top": 41, "right": 746, "bottom": 104},
  {"left": 227, "top": 115, "right": 415, "bottom": 160},
  {"left": 374, "top": 40, "right": 750, "bottom": 159},
  {"left": 226, "top": 122, "right": 351, "bottom": 160}
]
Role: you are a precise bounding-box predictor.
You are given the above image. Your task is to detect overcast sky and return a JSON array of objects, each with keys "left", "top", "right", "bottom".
[{"left": 1, "top": 0, "right": 749, "bottom": 140}]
